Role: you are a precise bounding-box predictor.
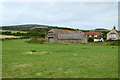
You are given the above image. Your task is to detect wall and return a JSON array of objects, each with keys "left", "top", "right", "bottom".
[
  {"left": 45, "top": 32, "right": 58, "bottom": 42},
  {"left": 87, "top": 35, "right": 99, "bottom": 39},
  {"left": 58, "top": 39, "right": 82, "bottom": 43},
  {"left": 81, "top": 35, "right": 88, "bottom": 43},
  {"left": 107, "top": 29, "right": 118, "bottom": 40}
]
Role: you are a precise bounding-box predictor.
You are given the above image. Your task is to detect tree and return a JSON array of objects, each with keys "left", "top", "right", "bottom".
[{"left": 88, "top": 37, "right": 94, "bottom": 42}]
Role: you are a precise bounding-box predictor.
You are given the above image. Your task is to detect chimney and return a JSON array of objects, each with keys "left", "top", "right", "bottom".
[{"left": 113, "top": 26, "right": 116, "bottom": 30}]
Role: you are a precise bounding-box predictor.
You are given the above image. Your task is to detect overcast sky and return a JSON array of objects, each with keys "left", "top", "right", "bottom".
[{"left": 0, "top": 2, "right": 118, "bottom": 30}]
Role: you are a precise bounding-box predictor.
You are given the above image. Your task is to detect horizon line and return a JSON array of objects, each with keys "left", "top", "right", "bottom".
[{"left": 0, "top": 23, "right": 115, "bottom": 30}]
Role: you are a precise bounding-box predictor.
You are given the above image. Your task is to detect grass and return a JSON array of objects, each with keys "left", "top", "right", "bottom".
[
  {"left": 2, "top": 39, "right": 118, "bottom": 78},
  {"left": 0, "top": 30, "right": 27, "bottom": 33},
  {"left": 0, "top": 35, "right": 21, "bottom": 39},
  {"left": 0, "top": 40, "right": 2, "bottom": 79}
]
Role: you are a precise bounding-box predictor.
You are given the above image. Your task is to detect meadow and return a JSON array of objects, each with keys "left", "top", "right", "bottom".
[
  {"left": 2, "top": 39, "right": 118, "bottom": 78},
  {"left": 0, "top": 30, "right": 27, "bottom": 33},
  {"left": 0, "top": 35, "right": 21, "bottom": 40}
]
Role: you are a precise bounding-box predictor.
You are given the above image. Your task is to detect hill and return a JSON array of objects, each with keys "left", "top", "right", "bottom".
[
  {"left": 95, "top": 28, "right": 108, "bottom": 31},
  {"left": 0, "top": 24, "right": 76, "bottom": 31}
]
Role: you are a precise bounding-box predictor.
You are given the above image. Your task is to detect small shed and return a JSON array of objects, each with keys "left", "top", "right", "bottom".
[{"left": 45, "top": 29, "right": 88, "bottom": 43}]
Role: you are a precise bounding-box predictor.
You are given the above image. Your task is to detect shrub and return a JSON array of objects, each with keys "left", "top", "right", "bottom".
[
  {"left": 106, "top": 39, "right": 114, "bottom": 42},
  {"left": 31, "top": 50, "right": 36, "bottom": 52},
  {"left": 88, "top": 37, "right": 94, "bottom": 42},
  {"left": 105, "top": 40, "right": 120, "bottom": 46},
  {"left": 26, "top": 38, "right": 45, "bottom": 44},
  {"left": 106, "top": 39, "right": 120, "bottom": 42}
]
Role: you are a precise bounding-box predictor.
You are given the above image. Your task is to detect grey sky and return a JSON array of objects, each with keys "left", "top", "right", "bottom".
[{"left": 0, "top": 2, "right": 118, "bottom": 30}]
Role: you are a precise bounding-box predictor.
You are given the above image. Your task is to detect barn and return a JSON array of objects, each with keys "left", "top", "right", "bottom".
[{"left": 45, "top": 29, "right": 88, "bottom": 44}]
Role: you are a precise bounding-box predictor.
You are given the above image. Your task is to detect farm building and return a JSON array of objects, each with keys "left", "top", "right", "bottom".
[
  {"left": 84, "top": 32, "right": 104, "bottom": 42},
  {"left": 107, "top": 26, "right": 120, "bottom": 40},
  {"left": 45, "top": 29, "right": 88, "bottom": 43}
]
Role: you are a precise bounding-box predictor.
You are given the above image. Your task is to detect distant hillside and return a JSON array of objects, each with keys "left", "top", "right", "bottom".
[
  {"left": 0, "top": 24, "right": 77, "bottom": 31},
  {"left": 0, "top": 24, "right": 50, "bottom": 30},
  {"left": 95, "top": 28, "right": 108, "bottom": 30}
]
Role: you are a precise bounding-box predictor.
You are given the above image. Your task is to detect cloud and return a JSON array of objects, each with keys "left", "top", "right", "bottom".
[
  {"left": 0, "top": 0, "right": 119, "bottom": 2},
  {"left": 0, "top": 2, "right": 118, "bottom": 30}
]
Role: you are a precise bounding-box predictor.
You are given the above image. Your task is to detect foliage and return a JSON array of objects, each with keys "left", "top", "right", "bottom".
[
  {"left": 26, "top": 38, "right": 45, "bottom": 44},
  {"left": 1, "top": 24, "right": 76, "bottom": 31},
  {"left": 1, "top": 26, "right": 77, "bottom": 38},
  {"left": 28, "top": 28, "right": 47, "bottom": 38},
  {"left": 106, "top": 39, "right": 120, "bottom": 42},
  {"left": 1, "top": 31, "right": 28, "bottom": 36},
  {"left": 88, "top": 37, "right": 94, "bottom": 42},
  {"left": 31, "top": 50, "right": 36, "bottom": 52},
  {"left": 101, "top": 31, "right": 109, "bottom": 40},
  {"left": 1, "top": 29, "right": 46, "bottom": 38},
  {"left": 105, "top": 40, "right": 120, "bottom": 46},
  {"left": 87, "top": 40, "right": 119, "bottom": 46}
]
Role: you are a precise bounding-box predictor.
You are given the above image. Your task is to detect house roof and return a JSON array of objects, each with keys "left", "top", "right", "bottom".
[
  {"left": 48, "top": 29, "right": 85, "bottom": 40},
  {"left": 84, "top": 32, "right": 102, "bottom": 36},
  {"left": 111, "top": 26, "right": 120, "bottom": 34},
  {"left": 117, "top": 31, "right": 120, "bottom": 33}
]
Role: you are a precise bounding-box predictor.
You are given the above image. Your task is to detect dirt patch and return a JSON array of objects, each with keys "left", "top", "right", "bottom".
[
  {"left": 26, "top": 51, "right": 50, "bottom": 55},
  {"left": 35, "top": 73, "right": 42, "bottom": 76},
  {"left": 73, "top": 54, "right": 78, "bottom": 56},
  {"left": 15, "top": 64, "right": 29, "bottom": 68}
]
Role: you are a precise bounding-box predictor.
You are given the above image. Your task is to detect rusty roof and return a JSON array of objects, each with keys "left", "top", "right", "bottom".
[
  {"left": 48, "top": 29, "right": 85, "bottom": 40},
  {"left": 49, "top": 29, "right": 83, "bottom": 34},
  {"left": 84, "top": 32, "right": 102, "bottom": 35}
]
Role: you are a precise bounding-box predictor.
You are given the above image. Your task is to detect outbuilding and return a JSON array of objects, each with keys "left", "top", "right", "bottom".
[{"left": 45, "top": 29, "right": 88, "bottom": 44}]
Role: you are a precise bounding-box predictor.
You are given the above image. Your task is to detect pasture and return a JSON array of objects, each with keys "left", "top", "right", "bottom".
[
  {"left": 0, "top": 35, "right": 21, "bottom": 40},
  {"left": 0, "top": 30, "right": 27, "bottom": 33},
  {"left": 2, "top": 39, "right": 118, "bottom": 78}
]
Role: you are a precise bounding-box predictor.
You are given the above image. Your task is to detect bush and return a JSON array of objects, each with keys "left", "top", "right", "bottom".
[
  {"left": 31, "top": 50, "right": 36, "bottom": 52},
  {"left": 26, "top": 38, "right": 45, "bottom": 44},
  {"left": 105, "top": 40, "right": 120, "bottom": 46},
  {"left": 106, "top": 39, "right": 120, "bottom": 42},
  {"left": 88, "top": 37, "right": 94, "bottom": 42}
]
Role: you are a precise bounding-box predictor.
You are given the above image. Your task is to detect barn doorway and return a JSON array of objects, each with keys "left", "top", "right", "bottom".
[{"left": 48, "top": 37, "right": 54, "bottom": 42}]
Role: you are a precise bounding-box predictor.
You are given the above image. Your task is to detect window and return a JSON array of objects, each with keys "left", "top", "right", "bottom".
[
  {"left": 89, "top": 35, "right": 92, "bottom": 37},
  {"left": 109, "top": 34, "right": 116, "bottom": 40},
  {"left": 109, "top": 34, "right": 116, "bottom": 38},
  {"left": 94, "top": 35, "right": 98, "bottom": 37}
]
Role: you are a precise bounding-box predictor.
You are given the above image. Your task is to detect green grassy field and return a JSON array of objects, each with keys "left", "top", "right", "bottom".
[
  {"left": 0, "top": 30, "right": 27, "bottom": 33},
  {"left": 2, "top": 39, "right": 118, "bottom": 78}
]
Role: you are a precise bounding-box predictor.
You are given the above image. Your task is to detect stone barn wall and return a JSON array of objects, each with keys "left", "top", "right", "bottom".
[
  {"left": 45, "top": 32, "right": 58, "bottom": 42},
  {"left": 45, "top": 29, "right": 88, "bottom": 44}
]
